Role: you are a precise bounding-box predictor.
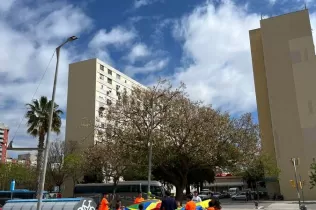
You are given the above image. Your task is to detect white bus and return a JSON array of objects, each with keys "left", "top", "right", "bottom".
[{"left": 74, "top": 181, "right": 165, "bottom": 206}]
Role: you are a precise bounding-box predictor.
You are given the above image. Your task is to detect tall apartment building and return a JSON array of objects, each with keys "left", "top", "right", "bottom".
[
  {"left": 64, "top": 58, "right": 146, "bottom": 196},
  {"left": 65, "top": 58, "right": 146, "bottom": 147},
  {"left": 0, "top": 122, "right": 9, "bottom": 163},
  {"left": 249, "top": 9, "right": 316, "bottom": 200}
]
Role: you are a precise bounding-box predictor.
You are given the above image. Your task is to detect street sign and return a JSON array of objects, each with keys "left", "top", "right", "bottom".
[
  {"left": 299, "top": 180, "right": 305, "bottom": 189},
  {"left": 290, "top": 180, "right": 296, "bottom": 188}
]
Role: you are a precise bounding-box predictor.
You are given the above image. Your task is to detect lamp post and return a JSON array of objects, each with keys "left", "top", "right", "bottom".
[
  {"left": 36, "top": 36, "right": 78, "bottom": 210},
  {"left": 290, "top": 158, "right": 302, "bottom": 209}
]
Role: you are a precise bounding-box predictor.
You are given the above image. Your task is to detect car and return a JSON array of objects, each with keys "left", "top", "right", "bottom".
[
  {"left": 199, "top": 194, "right": 209, "bottom": 201},
  {"left": 212, "top": 192, "right": 222, "bottom": 199},
  {"left": 0, "top": 204, "right": 2, "bottom": 210},
  {"left": 220, "top": 191, "right": 230, "bottom": 198},
  {"left": 231, "top": 192, "right": 247, "bottom": 201}
]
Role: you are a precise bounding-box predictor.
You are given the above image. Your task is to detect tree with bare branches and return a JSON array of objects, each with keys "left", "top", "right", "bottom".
[{"left": 86, "top": 79, "right": 263, "bottom": 200}]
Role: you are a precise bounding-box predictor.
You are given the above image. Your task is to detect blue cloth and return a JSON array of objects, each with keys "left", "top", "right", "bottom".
[{"left": 160, "top": 197, "right": 177, "bottom": 210}]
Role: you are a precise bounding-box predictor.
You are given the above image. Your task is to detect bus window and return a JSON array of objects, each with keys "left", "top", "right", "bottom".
[
  {"left": 116, "top": 185, "right": 131, "bottom": 193},
  {"left": 131, "top": 185, "right": 141, "bottom": 193}
]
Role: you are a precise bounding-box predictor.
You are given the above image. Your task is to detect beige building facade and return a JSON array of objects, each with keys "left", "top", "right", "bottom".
[
  {"left": 250, "top": 9, "right": 316, "bottom": 200},
  {"left": 64, "top": 58, "right": 145, "bottom": 196}
]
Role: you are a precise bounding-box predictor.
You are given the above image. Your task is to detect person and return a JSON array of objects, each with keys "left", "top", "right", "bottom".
[
  {"left": 213, "top": 199, "right": 221, "bottom": 210},
  {"left": 206, "top": 200, "right": 216, "bottom": 210},
  {"left": 139, "top": 203, "right": 144, "bottom": 210},
  {"left": 134, "top": 192, "right": 145, "bottom": 204},
  {"left": 115, "top": 202, "right": 122, "bottom": 210},
  {"left": 176, "top": 201, "right": 182, "bottom": 208},
  {"left": 185, "top": 194, "right": 196, "bottom": 210},
  {"left": 160, "top": 191, "right": 177, "bottom": 210},
  {"left": 116, "top": 200, "right": 124, "bottom": 209},
  {"left": 192, "top": 191, "right": 202, "bottom": 203},
  {"left": 99, "top": 194, "right": 109, "bottom": 210}
]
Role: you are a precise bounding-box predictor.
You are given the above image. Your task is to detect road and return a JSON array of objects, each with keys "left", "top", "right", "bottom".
[
  {"left": 220, "top": 199, "right": 316, "bottom": 209},
  {"left": 220, "top": 199, "right": 272, "bottom": 209}
]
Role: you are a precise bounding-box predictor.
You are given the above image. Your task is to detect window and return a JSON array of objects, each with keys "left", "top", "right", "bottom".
[
  {"left": 125, "top": 80, "right": 127, "bottom": 83},
  {"left": 116, "top": 85, "right": 120, "bottom": 90},
  {"left": 99, "top": 74, "right": 104, "bottom": 80},
  {"left": 100, "top": 64, "right": 104, "bottom": 71},
  {"left": 308, "top": 100, "right": 314, "bottom": 114},
  {"left": 101, "top": 84, "right": 104, "bottom": 89},
  {"left": 117, "top": 92, "right": 121, "bottom": 100},
  {"left": 290, "top": 51, "right": 301, "bottom": 64},
  {"left": 107, "top": 90, "right": 112, "bottom": 95},
  {"left": 116, "top": 74, "right": 120, "bottom": 79},
  {"left": 107, "top": 78, "right": 112, "bottom": 84},
  {"left": 101, "top": 123, "right": 105, "bottom": 128},
  {"left": 107, "top": 99, "right": 112, "bottom": 105},
  {"left": 108, "top": 69, "right": 112, "bottom": 75}
]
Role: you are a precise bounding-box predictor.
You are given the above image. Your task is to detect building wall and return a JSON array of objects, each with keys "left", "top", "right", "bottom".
[
  {"left": 65, "top": 58, "right": 97, "bottom": 150},
  {"left": 64, "top": 58, "right": 146, "bottom": 197},
  {"left": 0, "top": 123, "right": 9, "bottom": 163},
  {"left": 249, "top": 29, "right": 280, "bottom": 196},
  {"left": 250, "top": 9, "right": 316, "bottom": 200}
]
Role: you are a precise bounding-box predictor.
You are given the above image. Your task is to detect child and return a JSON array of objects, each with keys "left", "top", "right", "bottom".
[
  {"left": 185, "top": 194, "right": 196, "bottom": 210},
  {"left": 210, "top": 199, "right": 222, "bottom": 210},
  {"left": 207, "top": 200, "right": 215, "bottom": 210},
  {"left": 139, "top": 203, "right": 144, "bottom": 210}
]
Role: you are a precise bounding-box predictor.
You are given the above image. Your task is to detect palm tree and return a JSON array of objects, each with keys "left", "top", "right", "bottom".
[{"left": 25, "top": 96, "right": 63, "bottom": 175}]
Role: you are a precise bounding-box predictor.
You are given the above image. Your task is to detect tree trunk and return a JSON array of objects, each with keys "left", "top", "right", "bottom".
[
  {"left": 37, "top": 133, "right": 45, "bottom": 175},
  {"left": 36, "top": 133, "right": 45, "bottom": 196},
  {"left": 175, "top": 184, "right": 185, "bottom": 203},
  {"left": 186, "top": 184, "right": 191, "bottom": 195}
]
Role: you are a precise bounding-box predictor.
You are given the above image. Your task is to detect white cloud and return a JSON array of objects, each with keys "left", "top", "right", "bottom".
[
  {"left": 125, "top": 58, "right": 169, "bottom": 76},
  {"left": 126, "top": 43, "right": 151, "bottom": 63},
  {"left": 89, "top": 27, "right": 136, "bottom": 48},
  {"left": 0, "top": 1, "right": 92, "bottom": 156},
  {"left": 133, "top": 0, "right": 158, "bottom": 8},
  {"left": 89, "top": 26, "right": 136, "bottom": 64},
  {"left": 172, "top": 0, "right": 261, "bottom": 114},
  {"left": 0, "top": 0, "right": 16, "bottom": 12}
]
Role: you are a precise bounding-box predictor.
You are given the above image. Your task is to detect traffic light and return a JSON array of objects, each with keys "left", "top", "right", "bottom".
[{"left": 290, "top": 180, "right": 296, "bottom": 188}]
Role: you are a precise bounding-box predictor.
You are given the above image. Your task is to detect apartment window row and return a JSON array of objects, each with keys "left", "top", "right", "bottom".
[
  {"left": 98, "top": 94, "right": 115, "bottom": 104},
  {"left": 99, "top": 64, "right": 122, "bottom": 80},
  {"left": 99, "top": 73, "right": 113, "bottom": 85}
]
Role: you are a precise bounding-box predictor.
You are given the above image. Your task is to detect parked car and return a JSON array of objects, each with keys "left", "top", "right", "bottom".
[
  {"left": 231, "top": 192, "right": 247, "bottom": 201},
  {"left": 199, "top": 194, "right": 209, "bottom": 201},
  {"left": 0, "top": 204, "right": 3, "bottom": 210},
  {"left": 212, "top": 192, "right": 222, "bottom": 199},
  {"left": 221, "top": 192, "right": 230, "bottom": 198}
]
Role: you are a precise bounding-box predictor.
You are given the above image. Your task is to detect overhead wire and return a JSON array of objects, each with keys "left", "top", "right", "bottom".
[{"left": 10, "top": 50, "right": 56, "bottom": 142}]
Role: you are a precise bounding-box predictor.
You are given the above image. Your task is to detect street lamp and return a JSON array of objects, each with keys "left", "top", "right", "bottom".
[
  {"left": 290, "top": 158, "right": 307, "bottom": 210},
  {"left": 36, "top": 36, "right": 78, "bottom": 210}
]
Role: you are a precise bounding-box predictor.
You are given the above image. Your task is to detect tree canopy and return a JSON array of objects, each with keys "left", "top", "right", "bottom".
[{"left": 81, "top": 79, "right": 266, "bottom": 199}]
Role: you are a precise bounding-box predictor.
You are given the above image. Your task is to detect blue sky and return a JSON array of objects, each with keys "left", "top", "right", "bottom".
[{"left": 1, "top": 0, "right": 316, "bottom": 156}]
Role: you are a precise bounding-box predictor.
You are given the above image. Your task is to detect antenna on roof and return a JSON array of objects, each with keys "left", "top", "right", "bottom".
[
  {"left": 261, "top": 13, "right": 263, "bottom": 20},
  {"left": 304, "top": 2, "right": 307, "bottom": 10}
]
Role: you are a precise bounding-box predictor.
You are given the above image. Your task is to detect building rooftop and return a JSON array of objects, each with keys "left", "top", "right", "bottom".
[{"left": 0, "top": 122, "right": 9, "bottom": 130}]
